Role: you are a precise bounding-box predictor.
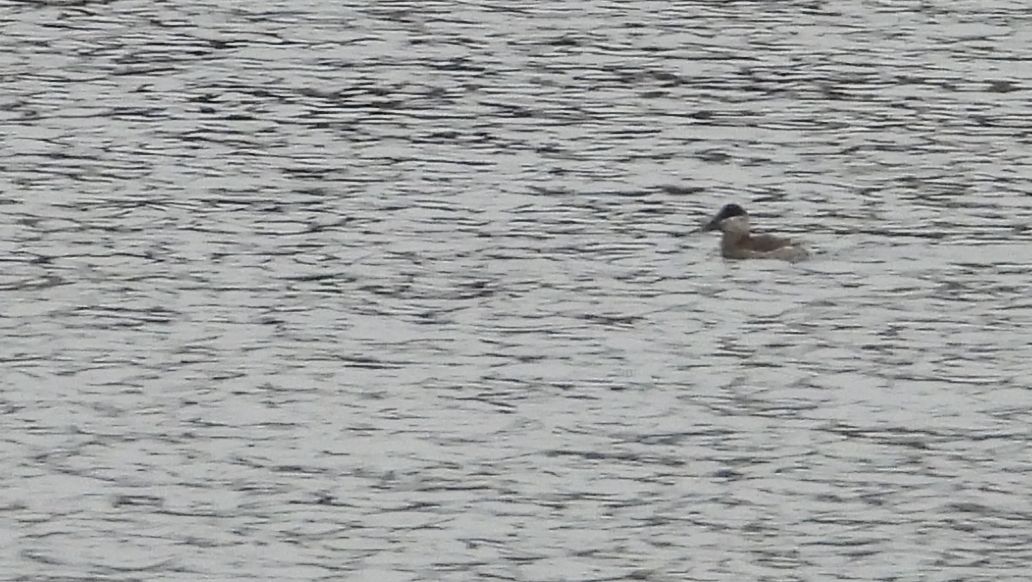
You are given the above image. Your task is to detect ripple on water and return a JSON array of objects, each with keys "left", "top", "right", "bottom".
[{"left": 3, "top": 0, "right": 1032, "bottom": 580}]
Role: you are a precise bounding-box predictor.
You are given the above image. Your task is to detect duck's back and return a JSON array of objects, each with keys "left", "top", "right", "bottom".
[
  {"left": 720, "top": 231, "right": 809, "bottom": 261},
  {"left": 754, "top": 243, "right": 810, "bottom": 262},
  {"left": 748, "top": 233, "right": 797, "bottom": 252}
]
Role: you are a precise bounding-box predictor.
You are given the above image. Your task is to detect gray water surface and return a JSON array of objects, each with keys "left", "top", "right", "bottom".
[{"left": 3, "top": 1, "right": 1032, "bottom": 580}]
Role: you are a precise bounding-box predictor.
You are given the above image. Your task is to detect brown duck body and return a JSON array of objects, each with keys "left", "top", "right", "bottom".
[{"left": 703, "top": 207, "right": 810, "bottom": 262}]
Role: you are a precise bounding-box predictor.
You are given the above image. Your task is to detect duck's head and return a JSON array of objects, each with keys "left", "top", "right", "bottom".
[{"left": 702, "top": 203, "right": 749, "bottom": 233}]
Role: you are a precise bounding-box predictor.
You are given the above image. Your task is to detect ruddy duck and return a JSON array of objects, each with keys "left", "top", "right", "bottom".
[{"left": 702, "top": 203, "right": 809, "bottom": 261}]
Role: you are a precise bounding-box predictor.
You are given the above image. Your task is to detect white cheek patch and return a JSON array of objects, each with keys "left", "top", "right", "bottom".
[{"left": 722, "top": 215, "right": 750, "bottom": 236}]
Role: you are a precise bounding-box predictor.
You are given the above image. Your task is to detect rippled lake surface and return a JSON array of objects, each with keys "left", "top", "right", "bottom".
[{"left": 3, "top": 1, "right": 1032, "bottom": 580}]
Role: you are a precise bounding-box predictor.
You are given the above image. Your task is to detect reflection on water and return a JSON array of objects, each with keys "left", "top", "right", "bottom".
[{"left": 3, "top": 1, "right": 1032, "bottom": 580}]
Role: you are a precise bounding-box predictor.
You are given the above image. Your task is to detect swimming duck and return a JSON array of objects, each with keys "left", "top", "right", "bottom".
[{"left": 702, "top": 203, "right": 809, "bottom": 261}]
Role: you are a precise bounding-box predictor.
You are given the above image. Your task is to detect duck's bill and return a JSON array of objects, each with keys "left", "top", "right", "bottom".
[{"left": 700, "top": 217, "right": 720, "bottom": 232}]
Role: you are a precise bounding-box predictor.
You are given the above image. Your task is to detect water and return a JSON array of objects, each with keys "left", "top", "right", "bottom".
[{"left": 3, "top": 1, "right": 1032, "bottom": 580}]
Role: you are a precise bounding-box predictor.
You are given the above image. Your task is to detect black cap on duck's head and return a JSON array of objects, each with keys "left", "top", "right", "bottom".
[{"left": 702, "top": 203, "right": 748, "bottom": 232}]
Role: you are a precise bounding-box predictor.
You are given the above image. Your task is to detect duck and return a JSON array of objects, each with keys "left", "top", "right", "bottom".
[{"left": 701, "top": 203, "right": 810, "bottom": 261}]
